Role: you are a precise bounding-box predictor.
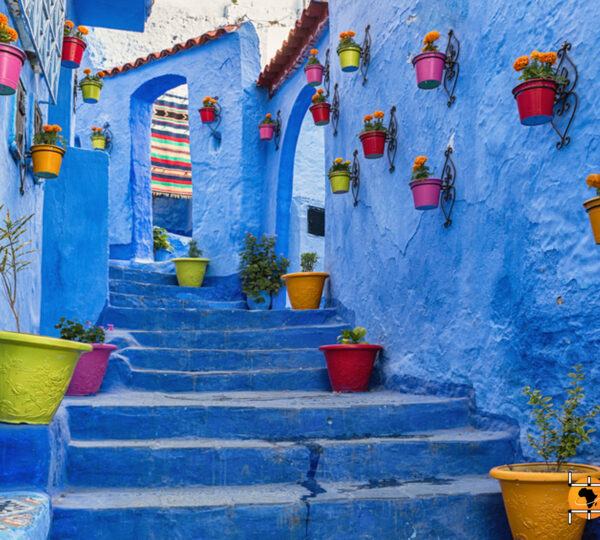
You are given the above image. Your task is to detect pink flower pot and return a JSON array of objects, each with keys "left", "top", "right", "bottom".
[
  {"left": 512, "top": 78, "right": 558, "bottom": 126},
  {"left": 412, "top": 52, "right": 446, "bottom": 89},
  {"left": 61, "top": 37, "right": 87, "bottom": 69},
  {"left": 304, "top": 64, "right": 324, "bottom": 87},
  {"left": 409, "top": 178, "right": 442, "bottom": 210},
  {"left": 66, "top": 343, "right": 117, "bottom": 396},
  {"left": 0, "top": 43, "right": 26, "bottom": 96},
  {"left": 259, "top": 124, "right": 275, "bottom": 140}
]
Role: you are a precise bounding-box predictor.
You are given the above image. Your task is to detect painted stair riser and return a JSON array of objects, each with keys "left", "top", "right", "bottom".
[
  {"left": 108, "top": 280, "right": 239, "bottom": 301},
  {"left": 66, "top": 436, "right": 517, "bottom": 488},
  {"left": 66, "top": 400, "right": 470, "bottom": 440},
  {"left": 109, "top": 293, "right": 245, "bottom": 310}
]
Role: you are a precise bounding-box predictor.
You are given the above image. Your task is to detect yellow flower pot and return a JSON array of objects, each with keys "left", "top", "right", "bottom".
[
  {"left": 0, "top": 331, "right": 92, "bottom": 425},
  {"left": 282, "top": 272, "right": 329, "bottom": 310},
  {"left": 172, "top": 258, "right": 210, "bottom": 288},
  {"left": 337, "top": 45, "right": 361, "bottom": 72},
  {"left": 92, "top": 136, "right": 106, "bottom": 150},
  {"left": 489, "top": 463, "right": 600, "bottom": 540},
  {"left": 31, "top": 144, "right": 66, "bottom": 179},
  {"left": 583, "top": 197, "right": 600, "bottom": 244},
  {"left": 80, "top": 80, "right": 102, "bottom": 103}
]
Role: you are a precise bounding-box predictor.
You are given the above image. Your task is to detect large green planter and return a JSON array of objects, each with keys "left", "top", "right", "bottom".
[
  {"left": 0, "top": 331, "right": 92, "bottom": 425},
  {"left": 80, "top": 81, "right": 102, "bottom": 103},
  {"left": 329, "top": 171, "right": 350, "bottom": 194},
  {"left": 337, "top": 45, "right": 362, "bottom": 72},
  {"left": 172, "top": 258, "right": 210, "bottom": 287}
]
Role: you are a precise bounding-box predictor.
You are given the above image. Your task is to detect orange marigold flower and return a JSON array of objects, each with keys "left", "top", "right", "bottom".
[
  {"left": 43, "top": 125, "right": 53, "bottom": 133},
  {"left": 6, "top": 26, "right": 17, "bottom": 41},
  {"left": 586, "top": 174, "right": 600, "bottom": 189},
  {"left": 541, "top": 51, "right": 557, "bottom": 65},
  {"left": 310, "top": 48, "right": 318, "bottom": 55},
  {"left": 339, "top": 32, "right": 347, "bottom": 39},
  {"left": 414, "top": 156, "right": 427, "bottom": 165},
  {"left": 83, "top": 68, "right": 91, "bottom": 75},
  {"left": 530, "top": 50, "right": 540, "bottom": 60},
  {"left": 412, "top": 164, "right": 420, "bottom": 170},
  {"left": 64, "top": 20, "right": 75, "bottom": 29},
  {"left": 266, "top": 113, "right": 271, "bottom": 118},
  {"left": 513, "top": 56, "right": 529, "bottom": 71},
  {"left": 312, "top": 95, "right": 317, "bottom": 102},
  {"left": 0, "top": 14, "right": 7, "bottom": 25},
  {"left": 77, "top": 25, "right": 88, "bottom": 35},
  {"left": 424, "top": 31, "right": 440, "bottom": 44},
  {"left": 317, "top": 88, "right": 324, "bottom": 94},
  {"left": 347, "top": 31, "right": 355, "bottom": 37},
  {"left": 53, "top": 125, "right": 62, "bottom": 133},
  {"left": 343, "top": 160, "right": 351, "bottom": 165},
  {"left": 97, "top": 71, "right": 105, "bottom": 78},
  {"left": 364, "top": 114, "right": 373, "bottom": 122},
  {"left": 334, "top": 157, "right": 343, "bottom": 164}
]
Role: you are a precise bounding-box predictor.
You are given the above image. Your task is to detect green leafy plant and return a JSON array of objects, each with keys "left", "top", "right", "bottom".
[
  {"left": 54, "top": 318, "right": 109, "bottom": 343},
  {"left": 513, "top": 50, "right": 567, "bottom": 83},
  {"left": 523, "top": 364, "right": 600, "bottom": 472},
  {"left": 411, "top": 155, "right": 433, "bottom": 181},
  {"left": 311, "top": 88, "right": 327, "bottom": 104},
  {"left": 0, "top": 13, "right": 19, "bottom": 44},
  {"left": 337, "top": 30, "right": 359, "bottom": 50},
  {"left": 300, "top": 252, "right": 318, "bottom": 272},
  {"left": 153, "top": 226, "right": 173, "bottom": 253},
  {"left": 90, "top": 125, "right": 108, "bottom": 141},
  {"left": 0, "top": 206, "right": 35, "bottom": 333},
  {"left": 306, "top": 48, "right": 321, "bottom": 66},
  {"left": 80, "top": 68, "right": 105, "bottom": 88},
  {"left": 33, "top": 125, "right": 67, "bottom": 148},
  {"left": 337, "top": 327, "right": 369, "bottom": 345},
  {"left": 359, "top": 111, "right": 387, "bottom": 135},
  {"left": 260, "top": 113, "right": 275, "bottom": 126},
  {"left": 239, "top": 233, "right": 289, "bottom": 303},
  {"left": 328, "top": 157, "right": 351, "bottom": 175},
  {"left": 63, "top": 20, "right": 88, "bottom": 41},
  {"left": 188, "top": 239, "right": 203, "bottom": 258},
  {"left": 202, "top": 96, "right": 217, "bottom": 109}
]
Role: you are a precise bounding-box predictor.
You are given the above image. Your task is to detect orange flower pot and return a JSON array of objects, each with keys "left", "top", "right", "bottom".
[
  {"left": 30, "top": 144, "right": 66, "bottom": 179},
  {"left": 282, "top": 272, "right": 329, "bottom": 310},
  {"left": 583, "top": 197, "right": 600, "bottom": 244}
]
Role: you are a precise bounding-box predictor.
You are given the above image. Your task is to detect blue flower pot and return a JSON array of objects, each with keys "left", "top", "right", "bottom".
[
  {"left": 246, "top": 291, "right": 271, "bottom": 310},
  {"left": 154, "top": 249, "right": 172, "bottom": 262}
]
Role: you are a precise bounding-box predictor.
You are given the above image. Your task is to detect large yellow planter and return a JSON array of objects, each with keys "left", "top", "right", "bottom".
[
  {"left": 583, "top": 197, "right": 600, "bottom": 244},
  {"left": 30, "top": 144, "right": 66, "bottom": 179},
  {"left": 172, "top": 258, "right": 210, "bottom": 287},
  {"left": 337, "top": 45, "right": 362, "bottom": 72},
  {"left": 282, "top": 272, "right": 329, "bottom": 310},
  {"left": 80, "top": 80, "right": 102, "bottom": 103},
  {"left": 490, "top": 463, "right": 600, "bottom": 540},
  {"left": 0, "top": 331, "right": 92, "bottom": 425}
]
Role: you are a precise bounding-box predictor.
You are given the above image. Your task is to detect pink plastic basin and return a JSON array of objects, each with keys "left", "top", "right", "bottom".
[{"left": 66, "top": 343, "right": 117, "bottom": 396}]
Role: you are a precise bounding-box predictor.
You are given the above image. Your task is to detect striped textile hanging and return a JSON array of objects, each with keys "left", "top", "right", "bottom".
[{"left": 151, "top": 92, "right": 193, "bottom": 199}]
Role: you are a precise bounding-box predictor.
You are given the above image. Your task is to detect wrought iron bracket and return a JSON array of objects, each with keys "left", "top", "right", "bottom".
[
  {"left": 360, "top": 25, "right": 371, "bottom": 86},
  {"left": 274, "top": 110, "right": 282, "bottom": 151},
  {"left": 350, "top": 149, "right": 361, "bottom": 207},
  {"left": 386, "top": 106, "right": 398, "bottom": 173},
  {"left": 102, "top": 122, "right": 114, "bottom": 154},
  {"left": 551, "top": 42, "right": 578, "bottom": 150},
  {"left": 323, "top": 48, "right": 331, "bottom": 96},
  {"left": 443, "top": 29, "right": 460, "bottom": 107},
  {"left": 440, "top": 146, "right": 457, "bottom": 228},
  {"left": 330, "top": 83, "right": 340, "bottom": 136},
  {"left": 201, "top": 96, "right": 222, "bottom": 142}
]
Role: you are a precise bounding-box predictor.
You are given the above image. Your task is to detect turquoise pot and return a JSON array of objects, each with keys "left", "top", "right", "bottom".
[{"left": 246, "top": 291, "right": 272, "bottom": 310}]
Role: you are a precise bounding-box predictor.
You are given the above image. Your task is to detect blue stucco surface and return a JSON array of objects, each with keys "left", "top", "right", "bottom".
[{"left": 73, "top": 0, "right": 152, "bottom": 32}]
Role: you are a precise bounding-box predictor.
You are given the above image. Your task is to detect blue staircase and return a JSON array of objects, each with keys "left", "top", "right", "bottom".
[{"left": 50, "top": 264, "right": 517, "bottom": 539}]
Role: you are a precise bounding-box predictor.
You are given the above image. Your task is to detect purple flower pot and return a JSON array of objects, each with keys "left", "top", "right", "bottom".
[
  {"left": 409, "top": 178, "right": 442, "bottom": 210},
  {"left": 66, "top": 343, "right": 117, "bottom": 396},
  {"left": 412, "top": 52, "right": 446, "bottom": 89}
]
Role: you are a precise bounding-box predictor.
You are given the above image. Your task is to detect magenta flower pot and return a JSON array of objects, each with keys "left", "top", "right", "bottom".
[
  {"left": 412, "top": 52, "right": 446, "bottom": 89},
  {"left": 66, "top": 343, "right": 117, "bottom": 396},
  {"left": 409, "top": 178, "right": 442, "bottom": 210},
  {"left": 0, "top": 43, "right": 26, "bottom": 96},
  {"left": 259, "top": 124, "right": 275, "bottom": 141},
  {"left": 304, "top": 64, "right": 324, "bottom": 87}
]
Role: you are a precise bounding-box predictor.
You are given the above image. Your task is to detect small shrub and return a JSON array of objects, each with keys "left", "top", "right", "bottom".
[
  {"left": 337, "top": 327, "right": 369, "bottom": 345},
  {"left": 188, "top": 239, "right": 203, "bottom": 258},
  {"left": 300, "top": 252, "right": 318, "bottom": 272},
  {"left": 153, "top": 226, "right": 173, "bottom": 252},
  {"left": 55, "top": 318, "right": 108, "bottom": 344}
]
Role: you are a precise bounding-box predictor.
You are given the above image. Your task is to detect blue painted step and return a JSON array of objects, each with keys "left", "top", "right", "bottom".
[
  {"left": 50, "top": 477, "right": 511, "bottom": 540},
  {"left": 64, "top": 391, "right": 470, "bottom": 440},
  {"left": 108, "top": 279, "right": 239, "bottom": 301},
  {"left": 65, "top": 428, "right": 517, "bottom": 488},
  {"left": 109, "top": 292, "right": 245, "bottom": 310}
]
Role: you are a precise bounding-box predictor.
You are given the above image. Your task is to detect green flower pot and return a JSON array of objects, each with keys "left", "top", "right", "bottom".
[
  {"left": 329, "top": 171, "right": 350, "bottom": 194},
  {"left": 0, "top": 331, "right": 92, "bottom": 425},
  {"left": 172, "top": 258, "right": 210, "bottom": 287},
  {"left": 91, "top": 136, "right": 106, "bottom": 150},
  {"left": 337, "top": 45, "right": 362, "bottom": 72},
  {"left": 80, "top": 81, "right": 102, "bottom": 104}
]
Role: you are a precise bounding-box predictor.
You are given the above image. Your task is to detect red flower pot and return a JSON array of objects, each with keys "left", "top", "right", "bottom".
[
  {"left": 61, "top": 37, "right": 87, "bottom": 69},
  {"left": 199, "top": 107, "right": 216, "bottom": 123},
  {"left": 409, "top": 178, "right": 442, "bottom": 210},
  {"left": 319, "top": 344, "right": 382, "bottom": 392},
  {"left": 310, "top": 102, "right": 331, "bottom": 126},
  {"left": 512, "top": 78, "right": 558, "bottom": 126},
  {"left": 359, "top": 131, "right": 387, "bottom": 159},
  {"left": 66, "top": 343, "right": 118, "bottom": 396}
]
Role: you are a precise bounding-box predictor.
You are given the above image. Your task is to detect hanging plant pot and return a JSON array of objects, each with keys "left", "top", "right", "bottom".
[
  {"left": 61, "top": 37, "right": 87, "bottom": 69},
  {"left": 328, "top": 171, "right": 350, "bottom": 194},
  {"left": 412, "top": 52, "right": 446, "bottom": 89},
  {"left": 319, "top": 344, "right": 382, "bottom": 392},
  {"left": 66, "top": 343, "right": 118, "bottom": 396},
  {"left": 583, "top": 197, "right": 600, "bottom": 244},
  {"left": 310, "top": 103, "right": 331, "bottom": 126},
  {"left": 80, "top": 81, "right": 102, "bottom": 104},
  {"left": 409, "top": 178, "right": 442, "bottom": 210},
  {"left": 30, "top": 144, "right": 66, "bottom": 179},
  {"left": 259, "top": 124, "right": 275, "bottom": 141},
  {"left": 304, "top": 64, "right": 324, "bottom": 87},
  {"left": 0, "top": 43, "right": 26, "bottom": 96},
  {"left": 512, "top": 78, "right": 557, "bottom": 126},
  {"left": 359, "top": 131, "right": 386, "bottom": 159},
  {"left": 172, "top": 257, "right": 210, "bottom": 287},
  {"left": 199, "top": 107, "right": 216, "bottom": 123},
  {"left": 247, "top": 291, "right": 272, "bottom": 311},
  {"left": 282, "top": 272, "right": 329, "bottom": 310},
  {"left": 337, "top": 45, "right": 362, "bottom": 72},
  {"left": 91, "top": 136, "right": 106, "bottom": 150},
  {"left": 0, "top": 331, "right": 92, "bottom": 424}
]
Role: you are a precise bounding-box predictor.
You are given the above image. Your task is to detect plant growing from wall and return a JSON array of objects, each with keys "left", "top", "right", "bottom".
[
  {"left": 153, "top": 226, "right": 173, "bottom": 253},
  {"left": 584, "top": 174, "right": 600, "bottom": 244},
  {"left": 55, "top": 318, "right": 109, "bottom": 344},
  {"left": 300, "top": 252, "right": 318, "bottom": 272},
  {"left": 0, "top": 205, "right": 35, "bottom": 333},
  {"left": 409, "top": 156, "right": 442, "bottom": 211}
]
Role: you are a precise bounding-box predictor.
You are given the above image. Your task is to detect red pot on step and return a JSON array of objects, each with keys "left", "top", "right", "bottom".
[
  {"left": 66, "top": 343, "right": 117, "bottom": 396},
  {"left": 512, "top": 78, "right": 557, "bottom": 126},
  {"left": 359, "top": 130, "right": 387, "bottom": 159},
  {"left": 319, "top": 344, "right": 382, "bottom": 392},
  {"left": 199, "top": 107, "right": 216, "bottom": 123},
  {"left": 61, "top": 37, "right": 87, "bottom": 69},
  {"left": 310, "top": 102, "right": 331, "bottom": 126}
]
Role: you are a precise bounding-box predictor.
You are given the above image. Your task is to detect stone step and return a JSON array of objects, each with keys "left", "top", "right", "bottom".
[
  {"left": 65, "top": 428, "right": 517, "bottom": 488},
  {"left": 51, "top": 477, "right": 510, "bottom": 539},
  {"left": 109, "top": 292, "right": 245, "bottom": 310},
  {"left": 108, "top": 279, "right": 239, "bottom": 301},
  {"left": 64, "top": 391, "right": 470, "bottom": 441}
]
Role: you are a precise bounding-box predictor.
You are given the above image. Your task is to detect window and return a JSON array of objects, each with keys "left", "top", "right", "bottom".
[{"left": 307, "top": 206, "right": 325, "bottom": 237}]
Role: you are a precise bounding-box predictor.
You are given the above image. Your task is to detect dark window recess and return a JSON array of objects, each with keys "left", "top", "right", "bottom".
[
  {"left": 307, "top": 206, "right": 325, "bottom": 237},
  {"left": 14, "top": 81, "right": 26, "bottom": 159},
  {"left": 34, "top": 101, "right": 43, "bottom": 136}
]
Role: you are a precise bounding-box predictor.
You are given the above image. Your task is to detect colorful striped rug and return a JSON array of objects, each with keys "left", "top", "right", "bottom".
[{"left": 151, "top": 93, "right": 192, "bottom": 198}]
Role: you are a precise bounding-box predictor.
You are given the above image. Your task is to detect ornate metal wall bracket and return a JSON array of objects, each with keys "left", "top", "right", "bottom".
[
  {"left": 19, "top": 150, "right": 34, "bottom": 195},
  {"left": 201, "top": 96, "right": 222, "bottom": 142},
  {"left": 350, "top": 149, "right": 361, "bottom": 207},
  {"left": 330, "top": 83, "right": 340, "bottom": 136},
  {"left": 274, "top": 110, "right": 282, "bottom": 151},
  {"left": 440, "top": 146, "right": 457, "bottom": 228},
  {"left": 102, "top": 122, "right": 114, "bottom": 154},
  {"left": 323, "top": 48, "right": 331, "bottom": 96},
  {"left": 443, "top": 29, "right": 460, "bottom": 107},
  {"left": 551, "top": 42, "right": 578, "bottom": 150},
  {"left": 360, "top": 25, "right": 371, "bottom": 86},
  {"left": 386, "top": 106, "right": 398, "bottom": 173}
]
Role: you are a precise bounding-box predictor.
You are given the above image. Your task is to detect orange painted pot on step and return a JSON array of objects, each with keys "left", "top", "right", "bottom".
[
  {"left": 30, "top": 144, "right": 66, "bottom": 179},
  {"left": 583, "top": 197, "right": 600, "bottom": 244},
  {"left": 282, "top": 272, "right": 329, "bottom": 310}
]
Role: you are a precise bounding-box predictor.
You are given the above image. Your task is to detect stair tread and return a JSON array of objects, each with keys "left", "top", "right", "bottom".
[
  {"left": 113, "top": 323, "right": 347, "bottom": 335},
  {"left": 130, "top": 366, "right": 325, "bottom": 375}
]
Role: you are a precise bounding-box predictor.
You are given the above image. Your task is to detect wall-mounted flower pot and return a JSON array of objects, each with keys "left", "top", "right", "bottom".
[
  {"left": 328, "top": 171, "right": 350, "bottom": 194},
  {"left": 61, "top": 37, "right": 87, "bottom": 69},
  {"left": 0, "top": 43, "right": 25, "bottom": 96},
  {"left": 154, "top": 249, "right": 172, "bottom": 262},
  {"left": 247, "top": 291, "right": 272, "bottom": 311},
  {"left": 512, "top": 78, "right": 557, "bottom": 126},
  {"left": 199, "top": 107, "right": 216, "bottom": 123},
  {"left": 359, "top": 131, "right": 386, "bottom": 159},
  {"left": 412, "top": 52, "right": 446, "bottom": 89},
  {"left": 409, "top": 178, "right": 442, "bottom": 210},
  {"left": 583, "top": 197, "right": 600, "bottom": 244},
  {"left": 31, "top": 144, "right": 66, "bottom": 179},
  {"left": 337, "top": 45, "right": 361, "bottom": 72},
  {"left": 66, "top": 343, "right": 118, "bottom": 396},
  {"left": 80, "top": 81, "right": 102, "bottom": 104},
  {"left": 319, "top": 344, "right": 382, "bottom": 392},
  {"left": 172, "top": 257, "right": 210, "bottom": 287},
  {"left": 0, "top": 330, "right": 92, "bottom": 424},
  {"left": 91, "top": 136, "right": 106, "bottom": 150},
  {"left": 282, "top": 272, "right": 329, "bottom": 310},
  {"left": 259, "top": 124, "right": 275, "bottom": 141},
  {"left": 304, "top": 64, "right": 324, "bottom": 86},
  {"left": 310, "top": 102, "right": 331, "bottom": 126}
]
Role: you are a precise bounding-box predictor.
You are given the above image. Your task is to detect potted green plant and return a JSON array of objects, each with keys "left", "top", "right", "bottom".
[
  {"left": 489, "top": 364, "right": 600, "bottom": 540},
  {"left": 62, "top": 21, "right": 88, "bottom": 69},
  {"left": 282, "top": 252, "right": 329, "bottom": 310},
  {"left": 153, "top": 226, "right": 173, "bottom": 261},
  {"left": 0, "top": 206, "right": 91, "bottom": 425},
  {"left": 309, "top": 88, "right": 330, "bottom": 126},
  {"left": 90, "top": 126, "right": 108, "bottom": 150},
  {"left": 0, "top": 12, "right": 25, "bottom": 96},
  {"left": 319, "top": 327, "right": 382, "bottom": 392},
  {"left": 199, "top": 96, "right": 218, "bottom": 123},
  {"left": 304, "top": 48, "right": 323, "bottom": 86},
  {"left": 328, "top": 157, "right": 352, "bottom": 194},
  {"left": 239, "top": 233, "right": 289, "bottom": 310},
  {"left": 337, "top": 31, "right": 361, "bottom": 72},
  {"left": 358, "top": 111, "right": 387, "bottom": 159},
  {"left": 172, "top": 240, "right": 211, "bottom": 288},
  {"left": 55, "top": 319, "right": 117, "bottom": 396},
  {"left": 409, "top": 155, "right": 442, "bottom": 210},
  {"left": 79, "top": 68, "right": 105, "bottom": 104},
  {"left": 412, "top": 31, "right": 446, "bottom": 89},
  {"left": 259, "top": 113, "right": 276, "bottom": 140},
  {"left": 31, "top": 124, "right": 67, "bottom": 178},
  {"left": 584, "top": 174, "right": 600, "bottom": 244}
]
